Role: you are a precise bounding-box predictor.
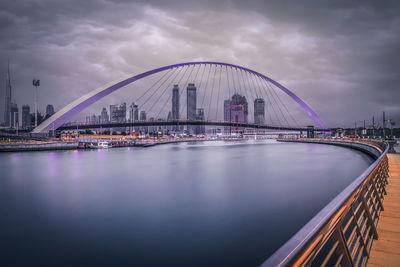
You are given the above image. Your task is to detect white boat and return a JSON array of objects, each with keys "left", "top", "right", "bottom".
[{"left": 89, "top": 141, "right": 111, "bottom": 149}]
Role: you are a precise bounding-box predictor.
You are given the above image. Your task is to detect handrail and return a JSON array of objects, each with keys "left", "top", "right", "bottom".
[{"left": 262, "top": 139, "right": 389, "bottom": 267}]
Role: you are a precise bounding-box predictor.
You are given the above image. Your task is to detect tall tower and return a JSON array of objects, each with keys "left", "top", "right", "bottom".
[
  {"left": 224, "top": 99, "right": 231, "bottom": 134},
  {"left": 129, "top": 102, "right": 138, "bottom": 122},
  {"left": 254, "top": 98, "right": 265, "bottom": 124},
  {"left": 172, "top": 84, "right": 180, "bottom": 120},
  {"left": 231, "top": 93, "right": 248, "bottom": 123},
  {"left": 22, "top": 105, "right": 30, "bottom": 128},
  {"left": 4, "top": 62, "right": 12, "bottom": 127},
  {"left": 186, "top": 83, "right": 197, "bottom": 134}
]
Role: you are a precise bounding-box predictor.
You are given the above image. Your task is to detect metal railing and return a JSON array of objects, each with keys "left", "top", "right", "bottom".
[{"left": 263, "top": 139, "right": 389, "bottom": 267}]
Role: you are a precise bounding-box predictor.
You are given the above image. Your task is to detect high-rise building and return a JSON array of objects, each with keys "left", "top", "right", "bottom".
[
  {"left": 254, "top": 98, "right": 265, "bottom": 124},
  {"left": 223, "top": 99, "right": 231, "bottom": 134},
  {"left": 140, "top": 110, "right": 146, "bottom": 121},
  {"left": 91, "top": 114, "right": 98, "bottom": 124},
  {"left": 4, "top": 62, "right": 12, "bottom": 127},
  {"left": 172, "top": 84, "right": 180, "bottom": 120},
  {"left": 110, "top": 103, "right": 126, "bottom": 122},
  {"left": 10, "top": 103, "right": 18, "bottom": 128},
  {"left": 101, "top": 107, "right": 109, "bottom": 123},
  {"left": 186, "top": 83, "right": 197, "bottom": 134},
  {"left": 22, "top": 105, "right": 30, "bottom": 128},
  {"left": 223, "top": 94, "right": 248, "bottom": 134},
  {"left": 172, "top": 84, "right": 180, "bottom": 131},
  {"left": 231, "top": 93, "right": 248, "bottom": 123},
  {"left": 196, "top": 108, "right": 205, "bottom": 134},
  {"left": 140, "top": 110, "right": 147, "bottom": 133},
  {"left": 166, "top": 111, "right": 172, "bottom": 132},
  {"left": 129, "top": 103, "right": 139, "bottom": 122},
  {"left": 46, "top": 104, "right": 55, "bottom": 117}
]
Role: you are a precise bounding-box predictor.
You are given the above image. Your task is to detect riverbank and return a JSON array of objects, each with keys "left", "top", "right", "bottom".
[
  {"left": 0, "top": 141, "right": 79, "bottom": 152},
  {"left": 0, "top": 137, "right": 247, "bottom": 152}
]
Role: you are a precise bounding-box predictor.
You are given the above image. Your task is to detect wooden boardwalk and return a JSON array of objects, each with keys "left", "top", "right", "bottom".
[{"left": 369, "top": 153, "right": 400, "bottom": 266}]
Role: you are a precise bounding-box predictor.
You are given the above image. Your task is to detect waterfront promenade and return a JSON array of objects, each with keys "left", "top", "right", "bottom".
[{"left": 369, "top": 152, "right": 400, "bottom": 266}]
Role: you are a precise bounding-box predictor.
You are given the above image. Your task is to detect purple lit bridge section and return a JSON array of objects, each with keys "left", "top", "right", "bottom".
[{"left": 32, "top": 61, "right": 327, "bottom": 133}]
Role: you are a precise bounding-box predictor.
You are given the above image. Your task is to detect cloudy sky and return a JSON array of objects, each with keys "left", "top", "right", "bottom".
[{"left": 0, "top": 0, "right": 399, "bottom": 128}]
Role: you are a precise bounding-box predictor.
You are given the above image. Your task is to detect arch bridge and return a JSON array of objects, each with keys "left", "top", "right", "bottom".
[{"left": 32, "top": 61, "right": 327, "bottom": 133}]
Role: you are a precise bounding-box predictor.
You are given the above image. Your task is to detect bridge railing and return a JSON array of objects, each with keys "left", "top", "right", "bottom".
[{"left": 263, "top": 139, "right": 389, "bottom": 267}]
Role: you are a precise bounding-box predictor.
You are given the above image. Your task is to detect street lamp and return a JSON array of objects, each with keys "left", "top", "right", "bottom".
[{"left": 32, "top": 79, "right": 40, "bottom": 127}]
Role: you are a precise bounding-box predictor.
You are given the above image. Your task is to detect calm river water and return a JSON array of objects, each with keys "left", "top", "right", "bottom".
[{"left": 0, "top": 140, "right": 374, "bottom": 266}]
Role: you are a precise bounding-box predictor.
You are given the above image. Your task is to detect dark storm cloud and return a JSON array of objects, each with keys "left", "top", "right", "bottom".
[{"left": 0, "top": 0, "right": 399, "bottom": 127}]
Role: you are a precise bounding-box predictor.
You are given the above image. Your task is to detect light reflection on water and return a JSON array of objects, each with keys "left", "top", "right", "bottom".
[{"left": 0, "top": 140, "right": 373, "bottom": 266}]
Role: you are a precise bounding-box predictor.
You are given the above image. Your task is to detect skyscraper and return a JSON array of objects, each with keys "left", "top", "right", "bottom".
[
  {"left": 110, "top": 103, "right": 126, "bottom": 122},
  {"left": 172, "top": 84, "right": 180, "bottom": 120},
  {"left": 186, "top": 83, "right": 197, "bottom": 134},
  {"left": 46, "top": 104, "right": 55, "bottom": 117},
  {"left": 129, "top": 102, "right": 139, "bottom": 122},
  {"left": 140, "top": 110, "right": 147, "bottom": 133},
  {"left": 101, "top": 107, "right": 109, "bottom": 123},
  {"left": 254, "top": 98, "right": 265, "bottom": 124},
  {"left": 172, "top": 84, "right": 180, "bottom": 131},
  {"left": 91, "top": 114, "right": 98, "bottom": 124},
  {"left": 196, "top": 108, "right": 205, "bottom": 134},
  {"left": 230, "top": 105, "right": 245, "bottom": 132},
  {"left": 224, "top": 99, "right": 231, "bottom": 134},
  {"left": 223, "top": 94, "right": 248, "bottom": 134},
  {"left": 140, "top": 110, "right": 147, "bottom": 121},
  {"left": 4, "top": 62, "right": 12, "bottom": 127},
  {"left": 231, "top": 93, "right": 248, "bottom": 123},
  {"left": 22, "top": 105, "right": 30, "bottom": 128},
  {"left": 10, "top": 103, "right": 18, "bottom": 128}
]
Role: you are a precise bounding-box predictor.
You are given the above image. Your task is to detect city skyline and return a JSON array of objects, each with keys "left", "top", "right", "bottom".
[{"left": 0, "top": 1, "right": 399, "bottom": 128}]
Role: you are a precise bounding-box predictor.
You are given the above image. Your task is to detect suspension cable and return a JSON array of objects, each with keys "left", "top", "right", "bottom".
[
  {"left": 154, "top": 66, "right": 190, "bottom": 120},
  {"left": 215, "top": 65, "right": 222, "bottom": 120},
  {"left": 207, "top": 64, "right": 218, "bottom": 120},
  {"left": 258, "top": 75, "right": 290, "bottom": 126},
  {"left": 134, "top": 68, "right": 173, "bottom": 103},
  {"left": 147, "top": 66, "right": 187, "bottom": 117},
  {"left": 264, "top": 79, "right": 300, "bottom": 127},
  {"left": 253, "top": 73, "right": 281, "bottom": 126},
  {"left": 139, "top": 67, "right": 178, "bottom": 110}
]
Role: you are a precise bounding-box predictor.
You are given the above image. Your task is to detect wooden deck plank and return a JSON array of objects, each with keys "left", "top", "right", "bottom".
[{"left": 369, "top": 153, "right": 400, "bottom": 267}]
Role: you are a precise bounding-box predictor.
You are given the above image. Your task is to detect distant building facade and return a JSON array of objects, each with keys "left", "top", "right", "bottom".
[
  {"left": 254, "top": 98, "right": 265, "bottom": 125},
  {"left": 46, "top": 104, "right": 55, "bottom": 117},
  {"left": 223, "top": 93, "right": 248, "bottom": 134},
  {"left": 129, "top": 103, "right": 139, "bottom": 122},
  {"left": 22, "top": 105, "right": 30, "bottom": 128},
  {"left": 186, "top": 83, "right": 197, "bottom": 134},
  {"left": 230, "top": 94, "right": 248, "bottom": 123},
  {"left": 101, "top": 107, "right": 109, "bottom": 123},
  {"left": 196, "top": 108, "right": 205, "bottom": 134},
  {"left": 10, "top": 103, "right": 18, "bottom": 127},
  {"left": 140, "top": 110, "right": 147, "bottom": 133},
  {"left": 4, "top": 63, "right": 12, "bottom": 127},
  {"left": 172, "top": 84, "right": 180, "bottom": 131},
  {"left": 110, "top": 103, "right": 127, "bottom": 122}
]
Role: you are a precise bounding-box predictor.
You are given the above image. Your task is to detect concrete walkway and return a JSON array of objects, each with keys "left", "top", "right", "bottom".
[{"left": 369, "top": 153, "right": 400, "bottom": 266}]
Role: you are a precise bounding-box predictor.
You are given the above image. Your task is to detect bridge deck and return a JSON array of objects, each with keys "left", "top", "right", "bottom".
[{"left": 369, "top": 152, "right": 400, "bottom": 266}]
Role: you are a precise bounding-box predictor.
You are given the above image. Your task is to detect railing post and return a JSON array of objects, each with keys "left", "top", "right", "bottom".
[
  {"left": 370, "top": 178, "right": 385, "bottom": 211},
  {"left": 348, "top": 208, "right": 369, "bottom": 258},
  {"left": 359, "top": 195, "right": 379, "bottom": 239},
  {"left": 335, "top": 227, "right": 354, "bottom": 267}
]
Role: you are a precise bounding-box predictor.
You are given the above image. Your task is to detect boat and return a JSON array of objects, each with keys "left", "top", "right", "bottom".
[{"left": 89, "top": 141, "right": 111, "bottom": 149}]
